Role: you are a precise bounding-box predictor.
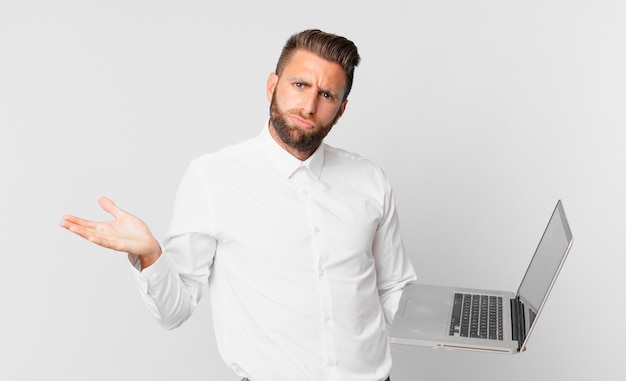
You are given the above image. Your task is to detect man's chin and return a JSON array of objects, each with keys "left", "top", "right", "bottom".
[
  {"left": 289, "top": 133, "right": 319, "bottom": 151},
  {"left": 281, "top": 128, "right": 320, "bottom": 152}
]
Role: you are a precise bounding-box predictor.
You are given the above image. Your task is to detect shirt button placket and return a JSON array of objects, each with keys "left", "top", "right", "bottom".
[{"left": 300, "top": 175, "right": 337, "bottom": 374}]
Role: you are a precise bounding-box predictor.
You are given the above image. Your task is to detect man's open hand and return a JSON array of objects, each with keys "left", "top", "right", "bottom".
[{"left": 60, "top": 197, "right": 161, "bottom": 267}]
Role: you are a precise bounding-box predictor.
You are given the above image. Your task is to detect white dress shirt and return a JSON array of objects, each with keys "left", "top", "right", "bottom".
[{"left": 130, "top": 123, "right": 417, "bottom": 381}]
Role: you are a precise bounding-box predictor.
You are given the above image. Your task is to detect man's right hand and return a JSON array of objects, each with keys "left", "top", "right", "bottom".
[{"left": 60, "top": 197, "right": 162, "bottom": 269}]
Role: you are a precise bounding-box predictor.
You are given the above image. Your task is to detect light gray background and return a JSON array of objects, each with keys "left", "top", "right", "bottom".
[{"left": 1, "top": 1, "right": 624, "bottom": 380}]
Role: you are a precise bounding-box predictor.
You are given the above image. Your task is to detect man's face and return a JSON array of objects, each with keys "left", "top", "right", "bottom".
[{"left": 267, "top": 50, "right": 348, "bottom": 159}]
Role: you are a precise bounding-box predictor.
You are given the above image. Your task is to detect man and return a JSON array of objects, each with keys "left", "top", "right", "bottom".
[{"left": 61, "top": 29, "right": 416, "bottom": 381}]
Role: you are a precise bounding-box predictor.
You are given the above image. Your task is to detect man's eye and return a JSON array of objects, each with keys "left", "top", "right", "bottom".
[
  {"left": 294, "top": 83, "right": 304, "bottom": 88},
  {"left": 321, "top": 92, "right": 332, "bottom": 99}
]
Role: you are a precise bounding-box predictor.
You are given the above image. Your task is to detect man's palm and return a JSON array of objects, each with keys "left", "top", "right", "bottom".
[{"left": 61, "top": 197, "right": 160, "bottom": 258}]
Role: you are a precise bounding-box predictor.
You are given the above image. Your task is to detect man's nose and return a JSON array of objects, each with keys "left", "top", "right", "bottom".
[{"left": 301, "top": 91, "right": 318, "bottom": 115}]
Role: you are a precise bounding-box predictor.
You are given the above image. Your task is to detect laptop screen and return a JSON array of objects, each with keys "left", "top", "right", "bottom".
[{"left": 517, "top": 201, "right": 573, "bottom": 313}]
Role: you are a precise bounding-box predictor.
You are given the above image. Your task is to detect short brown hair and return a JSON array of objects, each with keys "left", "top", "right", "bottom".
[{"left": 275, "top": 29, "right": 361, "bottom": 100}]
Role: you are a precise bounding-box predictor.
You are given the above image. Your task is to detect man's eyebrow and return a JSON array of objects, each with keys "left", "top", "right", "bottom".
[{"left": 285, "top": 76, "right": 310, "bottom": 85}]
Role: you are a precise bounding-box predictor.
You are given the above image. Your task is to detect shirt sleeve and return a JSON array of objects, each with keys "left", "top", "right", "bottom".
[
  {"left": 372, "top": 173, "right": 417, "bottom": 326},
  {"left": 128, "top": 160, "right": 217, "bottom": 329}
]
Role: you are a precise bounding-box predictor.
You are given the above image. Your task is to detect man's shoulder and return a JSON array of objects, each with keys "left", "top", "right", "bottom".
[
  {"left": 324, "top": 144, "right": 380, "bottom": 170},
  {"left": 191, "top": 135, "right": 262, "bottom": 167},
  {"left": 323, "top": 144, "right": 391, "bottom": 182},
  {"left": 323, "top": 144, "right": 393, "bottom": 196}
]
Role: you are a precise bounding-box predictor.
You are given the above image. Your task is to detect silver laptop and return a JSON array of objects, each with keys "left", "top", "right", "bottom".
[{"left": 390, "top": 200, "right": 573, "bottom": 354}]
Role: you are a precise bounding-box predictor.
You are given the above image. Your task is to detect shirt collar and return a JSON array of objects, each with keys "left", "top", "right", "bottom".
[{"left": 260, "top": 121, "right": 325, "bottom": 180}]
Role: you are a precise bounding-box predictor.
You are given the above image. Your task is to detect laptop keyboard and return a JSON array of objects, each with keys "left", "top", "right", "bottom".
[{"left": 449, "top": 293, "right": 503, "bottom": 340}]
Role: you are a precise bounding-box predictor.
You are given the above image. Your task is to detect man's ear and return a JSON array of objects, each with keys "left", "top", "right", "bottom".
[
  {"left": 266, "top": 72, "right": 278, "bottom": 102},
  {"left": 337, "top": 98, "right": 348, "bottom": 119}
]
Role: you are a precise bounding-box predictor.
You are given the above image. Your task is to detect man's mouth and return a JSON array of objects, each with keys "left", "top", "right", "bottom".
[{"left": 290, "top": 115, "right": 316, "bottom": 130}]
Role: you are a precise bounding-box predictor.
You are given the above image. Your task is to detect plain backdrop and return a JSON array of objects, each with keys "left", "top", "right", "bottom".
[{"left": 1, "top": 1, "right": 624, "bottom": 380}]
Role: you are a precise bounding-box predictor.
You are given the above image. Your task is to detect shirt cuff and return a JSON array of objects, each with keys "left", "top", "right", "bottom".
[
  {"left": 127, "top": 249, "right": 171, "bottom": 320},
  {"left": 127, "top": 239, "right": 165, "bottom": 272},
  {"left": 127, "top": 243, "right": 169, "bottom": 295}
]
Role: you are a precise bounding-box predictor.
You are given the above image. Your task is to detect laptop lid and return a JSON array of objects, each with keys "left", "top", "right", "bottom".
[{"left": 515, "top": 200, "right": 573, "bottom": 351}]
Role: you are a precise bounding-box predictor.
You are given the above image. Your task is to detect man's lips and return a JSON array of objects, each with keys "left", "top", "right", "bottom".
[{"left": 290, "top": 115, "right": 316, "bottom": 130}]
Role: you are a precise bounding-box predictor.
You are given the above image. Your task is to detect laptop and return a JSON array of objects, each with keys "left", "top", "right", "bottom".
[{"left": 390, "top": 200, "right": 573, "bottom": 354}]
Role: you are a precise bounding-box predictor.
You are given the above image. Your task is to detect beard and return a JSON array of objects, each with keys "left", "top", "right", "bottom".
[{"left": 269, "top": 89, "right": 341, "bottom": 154}]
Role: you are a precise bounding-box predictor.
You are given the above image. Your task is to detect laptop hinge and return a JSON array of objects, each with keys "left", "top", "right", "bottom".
[{"left": 510, "top": 297, "right": 526, "bottom": 352}]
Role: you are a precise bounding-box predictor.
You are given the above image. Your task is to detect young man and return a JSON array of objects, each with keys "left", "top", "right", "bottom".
[{"left": 61, "top": 29, "right": 416, "bottom": 381}]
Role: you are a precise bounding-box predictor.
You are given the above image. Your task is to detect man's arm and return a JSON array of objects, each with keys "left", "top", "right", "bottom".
[
  {"left": 60, "top": 196, "right": 162, "bottom": 269},
  {"left": 373, "top": 174, "right": 417, "bottom": 325},
  {"left": 61, "top": 195, "right": 213, "bottom": 330}
]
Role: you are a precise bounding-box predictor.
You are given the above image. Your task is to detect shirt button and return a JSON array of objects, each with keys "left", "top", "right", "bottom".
[
  {"left": 319, "top": 270, "right": 325, "bottom": 277},
  {"left": 324, "top": 314, "right": 332, "bottom": 323},
  {"left": 314, "top": 226, "right": 320, "bottom": 232},
  {"left": 327, "top": 359, "right": 336, "bottom": 367}
]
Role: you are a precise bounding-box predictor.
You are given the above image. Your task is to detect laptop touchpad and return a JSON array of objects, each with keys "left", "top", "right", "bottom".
[{"left": 404, "top": 300, "right": 444, "bottom": 320}]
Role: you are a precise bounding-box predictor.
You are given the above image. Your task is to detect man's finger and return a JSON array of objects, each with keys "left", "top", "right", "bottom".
[
  {"left": 62, "top": 214, "right": 105, "bottom": 229},
  {"left": 98, "top": 197, "right": 123, "bottom": 218},
  {"left": 61, "top": 221, "right": 96, "bottom": 240}
]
